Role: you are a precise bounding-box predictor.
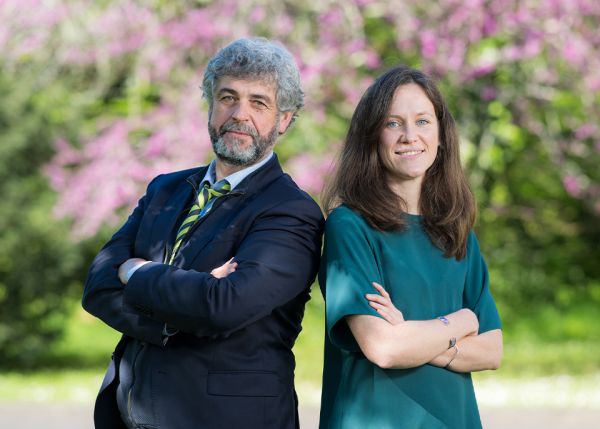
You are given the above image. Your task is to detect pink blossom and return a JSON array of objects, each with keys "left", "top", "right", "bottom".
[
  {"left": 364, "top": 50, "right": 381, "bottom": 69},
  {"left": 249, "top": 7, "right": 266, "bottom": 23},
  {"left": 563, "top": 176, "right": 582, "bottom": 198},
  {"left": 273, "top": 14, "right": 294, "bottom": 37},
  {"left": 585, "top": 73, "right": 600, "bottom": 92},
  {"left": 354, "top": 0, "right": 376, "bottom": 6},
  {"left": 469, "top": 64, "right": 496, "bottom": 79},
  {"left": 420, "top": 30, "right": 437, "bottom": 59},
  {"left": 481, "top": 86, "right": 497, "bottom": 101},
  {"left": 319, "top": 9, "right": 344, "bottom": 27},
  {"left": 483, "top": 14, "right": 497, "bottom": 36},
  {"left": 0, "top": 0, "right": 594, "bottom": 236},
  {"left": 285, "top": 153, "right": 335, "bottom": 195},
  {"left": 574, "top": 124, "right": 598, "bottom": 140},
  {"left": 562, "top": 36, "right": 589, "bottom": 67}
]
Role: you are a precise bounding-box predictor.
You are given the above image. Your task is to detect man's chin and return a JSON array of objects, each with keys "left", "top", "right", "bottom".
[
  {"left": 215, "top": 152, "right": 252, "bottom": 166},
  {"left": 213, "top": 144, "right": 260, "bottom": 166},
  {"left": 220, "top": 133, "right": 251, "bottom": 147}
]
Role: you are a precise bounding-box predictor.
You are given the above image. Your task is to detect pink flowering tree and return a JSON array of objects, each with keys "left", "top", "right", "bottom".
[{"left": 2, "top": 0, "right": 600, "bottom": 313}]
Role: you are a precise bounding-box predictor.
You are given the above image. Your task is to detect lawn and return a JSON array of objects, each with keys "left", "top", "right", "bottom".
[{"left": 1, "top": 290, "right": 599, "bottom": 408}]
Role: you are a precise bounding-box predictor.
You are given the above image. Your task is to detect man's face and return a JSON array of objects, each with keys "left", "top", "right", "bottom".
[{"left": 208, "top": 77, "right": 293, "bottom": 166}]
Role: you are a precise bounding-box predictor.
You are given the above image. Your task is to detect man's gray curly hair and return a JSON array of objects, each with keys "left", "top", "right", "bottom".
[{"left": 202, "top": 38, "right": 304, "bottom": 124}]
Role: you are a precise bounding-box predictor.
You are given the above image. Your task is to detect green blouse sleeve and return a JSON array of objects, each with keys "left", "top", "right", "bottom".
[
  {"left": 463, "top": 231, "right": 502, "bottom": 333},
  {"left": 320, "top": 207, "right": 383, "bottom": 352}
]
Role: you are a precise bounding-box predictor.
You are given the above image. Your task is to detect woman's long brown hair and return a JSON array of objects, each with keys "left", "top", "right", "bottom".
[{"left": 322, "top": 66, "right": 475, "bottom": 259}]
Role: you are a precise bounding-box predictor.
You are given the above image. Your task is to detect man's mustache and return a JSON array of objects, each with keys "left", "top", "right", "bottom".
[{"left": 220, "top": 122, "right": 258, "bottom": 138}]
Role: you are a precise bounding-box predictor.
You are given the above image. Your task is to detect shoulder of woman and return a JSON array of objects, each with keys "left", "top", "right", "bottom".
[
  {"left": 327, "top": 205, "right": 369, "bottom": 229},
  {"left": 466, "top": 229, "right": 483, "bottom": 255}
]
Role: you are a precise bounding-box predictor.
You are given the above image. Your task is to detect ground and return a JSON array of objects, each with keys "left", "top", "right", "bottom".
[{"left": 0, "top": 403, "right": 599, "bottom": 428}]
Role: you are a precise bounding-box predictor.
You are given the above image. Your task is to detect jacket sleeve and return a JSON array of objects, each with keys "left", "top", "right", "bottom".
[
  {"left": 123, "top": 197, "right": 324, "bottom": 338},
  {"left": 81, "top": 177, "right": 165, "bottom": 346}
]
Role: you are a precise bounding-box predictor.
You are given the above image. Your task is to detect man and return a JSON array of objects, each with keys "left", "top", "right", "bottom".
[{"left": 83, "top": 38, "right": 324, "bottom": 429}]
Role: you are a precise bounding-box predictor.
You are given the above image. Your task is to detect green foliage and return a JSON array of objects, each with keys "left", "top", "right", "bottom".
[
  {"left": 14, "top": 296, "right": 600, "bottom": 386},
  {"left": 21, "top": 299, "right": 121, "bottom": 369},
  {"left": 298, "top": 295, "right": 600, "bottom": 382},
  {"left": 0, "top": 0, "right": 598, "bottom": 370},
  {"left": 294, "top": 288, "right": 326, "bottom": 384},
  {"left": 0, "top": 69, "right": 89, "bottom": 366},
  {"left": 431, "top": 67, "right": 600, "bottom": 311}
]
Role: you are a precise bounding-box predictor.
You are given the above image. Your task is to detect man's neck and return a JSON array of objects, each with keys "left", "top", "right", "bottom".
[{"left": 215, "top": 153, "right": 271, "bottom": 182}]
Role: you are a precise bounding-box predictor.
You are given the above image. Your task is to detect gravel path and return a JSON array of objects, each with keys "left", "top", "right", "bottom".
[{"left": 0, "top": 403, "right": 598, "bottom": 429}]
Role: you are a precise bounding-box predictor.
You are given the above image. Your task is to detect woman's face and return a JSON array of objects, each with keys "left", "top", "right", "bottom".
[{"left": 379, "top": 83, "right": 440, "bottom": 189}]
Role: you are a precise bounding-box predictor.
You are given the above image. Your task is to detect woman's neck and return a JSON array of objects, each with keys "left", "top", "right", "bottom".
[{"left": 389, "top": 178, "right": 422, "bottom": 215}]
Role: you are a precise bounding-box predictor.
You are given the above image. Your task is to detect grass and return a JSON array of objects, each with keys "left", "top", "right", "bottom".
[
  {"left": 0, "top": 370, "right": 102, "bottom": 403},
  {"left": 43, "top": 306, "right": 122, "bottom": 369},
  {"left": 1, "top": 292, "right": 600, "bottom": 407},
  {"left": 300, "top": 293, "right": 600, "bottom": 382}
]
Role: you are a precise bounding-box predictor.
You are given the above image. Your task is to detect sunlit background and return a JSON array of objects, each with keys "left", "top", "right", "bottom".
[{"left": 1, "top": 0, "right": 599, "bottom": 428}]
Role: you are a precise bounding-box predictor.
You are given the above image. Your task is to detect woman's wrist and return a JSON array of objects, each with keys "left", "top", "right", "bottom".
[
  {"left": 446, "top": 309, "right": 479, "bottom": 338},
  {"left": 445, "top": 344, "right": 459, "bottom": 368}
]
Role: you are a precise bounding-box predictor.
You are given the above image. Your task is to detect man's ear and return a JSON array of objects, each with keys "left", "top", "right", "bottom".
[{"left": 278, "top": 111, "right": 294, "bottom": 134}]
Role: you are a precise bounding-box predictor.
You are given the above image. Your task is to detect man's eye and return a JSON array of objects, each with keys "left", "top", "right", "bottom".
[
  {"left": 220, "top": 96, "right": 235, "bottom": 103},
  {"left": 252, "top": 100, "right": 268, "bottom": 109}
]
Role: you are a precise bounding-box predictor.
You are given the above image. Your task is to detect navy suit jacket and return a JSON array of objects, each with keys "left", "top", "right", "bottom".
[{"left": 83, "top": 155, "right": 324, "bottom": 429}]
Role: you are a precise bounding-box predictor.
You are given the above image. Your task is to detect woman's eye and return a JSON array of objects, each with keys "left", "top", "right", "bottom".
[
  {"left": 386, "top": 121, "right": 400, "bottom": 128},
  {"left": 416, "top": 119, "right": 429, "bottom": 126}
]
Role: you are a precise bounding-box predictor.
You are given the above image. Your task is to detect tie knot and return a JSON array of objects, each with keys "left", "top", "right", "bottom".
[{"left": 204, "top": 179, "right": 231, "bottom": 198}]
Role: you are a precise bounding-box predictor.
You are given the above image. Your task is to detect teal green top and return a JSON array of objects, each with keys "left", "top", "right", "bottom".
[{"left": 319, "top": 206, "right": 501, "bottom": 429}]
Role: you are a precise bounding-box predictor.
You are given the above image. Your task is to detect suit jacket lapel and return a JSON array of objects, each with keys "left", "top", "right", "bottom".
[
  {"left": 158, "top": 155, "right": 285, "bottom": 267},
  {"left": 144, "top": 168, "right": 208, "bottom": 262},
  {"left": 176, "top": 192, "right": 244, "bottom": 267}
]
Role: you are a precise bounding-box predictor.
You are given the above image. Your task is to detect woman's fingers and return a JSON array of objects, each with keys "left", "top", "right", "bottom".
[
  {"left": 369, "top": 300, "right": 385, "bottom": 309},
  {"left": 372, "top": 282, "right": 391, "bottom": 299},
  {"left": 365, "top": 293, "right": 390, "bottom": 305},
  {"left": 369, "top": 301, "right": 393, "bottom": 321},
  {"left": 367, "top": 282, "right": 404, "bottom": 324}
]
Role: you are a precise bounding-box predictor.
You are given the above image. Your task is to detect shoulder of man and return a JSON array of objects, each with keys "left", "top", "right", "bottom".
[
  {"left": 145, "top": 166, "right": 205, "bottom": 193},
  {"left": 255, "top": 171, "right": 324, "bottom": 220}
]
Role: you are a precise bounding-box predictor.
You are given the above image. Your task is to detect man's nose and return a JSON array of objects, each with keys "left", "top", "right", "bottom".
[{"left": 231, "top": 101, "right": 251, "bottom": 121}]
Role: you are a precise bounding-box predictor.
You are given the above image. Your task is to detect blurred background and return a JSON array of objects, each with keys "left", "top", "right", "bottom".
[{"left": 1, "top": 0, "right": 599, "bottom": 427}]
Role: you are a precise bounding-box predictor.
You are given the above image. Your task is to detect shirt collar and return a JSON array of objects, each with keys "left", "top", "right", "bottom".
[{"left": 201, "top": 151, "right": 274, "bottom": 190}]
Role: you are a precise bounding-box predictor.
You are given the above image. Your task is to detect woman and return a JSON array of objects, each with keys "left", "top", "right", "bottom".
[{"left": 319, "top": 66, "right": 502, "bottom": 429}]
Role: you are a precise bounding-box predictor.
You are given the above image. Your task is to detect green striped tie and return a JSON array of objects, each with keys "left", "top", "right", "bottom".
[{"left": 166, "top": 180, "right": 231, "bottom": 265}]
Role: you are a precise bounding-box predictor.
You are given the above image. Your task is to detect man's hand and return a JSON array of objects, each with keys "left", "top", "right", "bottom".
[
  {"left": 118, "top": 258, "right": 149, "bottom": 284},
  {"left": 210, "top": 257, "right": 238, "bottom": 279}
]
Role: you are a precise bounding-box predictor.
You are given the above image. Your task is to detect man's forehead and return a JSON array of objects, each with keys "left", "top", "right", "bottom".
[{"left": 214, "top": 76, "right": 277, "bottom": 96}]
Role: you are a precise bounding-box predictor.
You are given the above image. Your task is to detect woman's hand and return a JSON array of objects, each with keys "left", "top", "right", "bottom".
[
  {"left": 210, "top": 257, "right": 237, "bottom": 278},
  {"left": 366, "top": 282, "right": 405, "bottom": 325}
]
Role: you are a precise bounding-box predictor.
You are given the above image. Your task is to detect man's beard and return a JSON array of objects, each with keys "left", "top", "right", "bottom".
[{"left": 209, "top": 118, "right": 280, "bottom": 166}]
